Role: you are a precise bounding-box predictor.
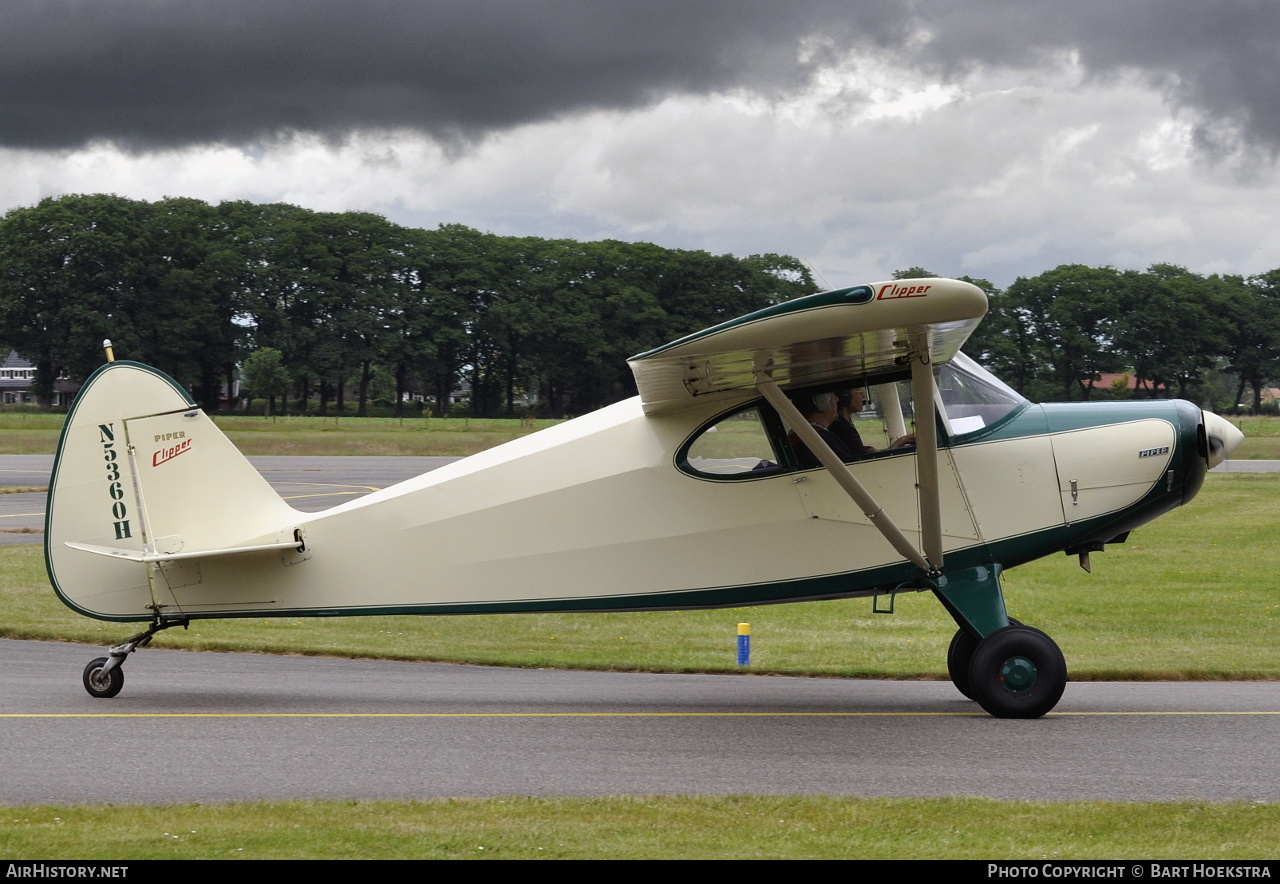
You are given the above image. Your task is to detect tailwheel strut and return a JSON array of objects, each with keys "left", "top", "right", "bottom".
[{"left": 82, "top": 616, "right": 190, "bottom": 699}]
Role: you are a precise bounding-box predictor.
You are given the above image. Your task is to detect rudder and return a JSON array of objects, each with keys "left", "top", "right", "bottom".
[{"left": 46, "top": 361, "right": 298, "bottom": 620}]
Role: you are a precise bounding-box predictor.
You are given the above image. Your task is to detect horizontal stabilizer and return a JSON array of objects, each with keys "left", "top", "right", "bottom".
[{"left": 65, "top": 531, "right": 306, "bottom": 564}]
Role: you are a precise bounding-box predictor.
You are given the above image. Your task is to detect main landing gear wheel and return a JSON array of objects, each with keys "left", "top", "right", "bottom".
[
  {"left": 82, "top": 657, "right": 124, "bottom": 699},
  {"left": 947, "top": 618, "right": 1021, "bottom": 701},
  {"left": 967, "top": 625, "right": 1066, "bottom": 719},
  {"left": 947, "top": 629, "right": 980, "bottom": 700}
]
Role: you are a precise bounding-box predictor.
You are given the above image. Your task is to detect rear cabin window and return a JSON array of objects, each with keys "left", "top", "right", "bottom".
[{"left": 683, "top": 407, "right": 782, "bottom": 477}]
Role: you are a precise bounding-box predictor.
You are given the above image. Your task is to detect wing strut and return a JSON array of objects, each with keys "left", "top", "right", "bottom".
[
  {"left": 908, "top": 333, "right": 944, "bottom": 571},
  {"left": 754, "top": 365, "right": 935, "bottom": 574}
]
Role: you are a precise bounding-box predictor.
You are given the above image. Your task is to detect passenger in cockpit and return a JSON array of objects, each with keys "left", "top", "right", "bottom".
[
  {"left": 830, "top": 388, "right": 915, "bottom": 456},
  {"left": 787, "top": 392, "right": 854, "bottom": 468}
]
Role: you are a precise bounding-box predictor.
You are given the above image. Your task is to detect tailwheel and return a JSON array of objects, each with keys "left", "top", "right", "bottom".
[
  {"left": 967, "top": 625, "right": 1066, "bottom": 719},
  {"left": 79, "top": 616, "right": 189, "bottom": 698},
  {"left": 947, "top": 618, "right": 1021, "bottom": 701},
  {"left": 83, "top": 657, "right": 124, "bottom": 699}
]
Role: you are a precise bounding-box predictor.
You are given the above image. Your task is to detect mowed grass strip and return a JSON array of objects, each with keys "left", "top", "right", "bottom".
[
  {"left": 0, "top": 412, "right": 560, "bottom": 458},
  {"left": 0, "top": 411, "right": 1275, "bottom": 457},
  {"left": 6, "top": 474, "right": 1278, "bottom": 679},
  {"left": 2, "top": 796, "right": 1277, "bottom": 859},
  {"left": 213, "top": 414, "right": 563, "bottom": 457}
]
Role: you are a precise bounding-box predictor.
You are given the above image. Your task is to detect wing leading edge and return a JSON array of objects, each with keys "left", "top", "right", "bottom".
[{"left": 628, "top": 278, "right": 987, "bottom": 416}]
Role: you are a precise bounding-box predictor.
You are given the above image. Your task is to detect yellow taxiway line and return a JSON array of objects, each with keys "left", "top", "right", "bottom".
[{"left": 2, "top": 711, "right": 1277, "bottom": 719}]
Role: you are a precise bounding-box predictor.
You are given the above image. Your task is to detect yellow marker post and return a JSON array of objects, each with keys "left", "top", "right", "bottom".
[{"left": 737, "top": 622, "right": 751, "bottom": 666}]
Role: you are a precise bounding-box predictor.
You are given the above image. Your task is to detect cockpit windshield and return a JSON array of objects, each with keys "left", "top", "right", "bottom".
[{"left": 936, "top": 352, "right": 1028, "bottom": 436}]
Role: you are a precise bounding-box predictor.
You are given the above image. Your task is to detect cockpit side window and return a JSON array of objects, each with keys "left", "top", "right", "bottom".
[
  {"left": 681, "top": 406, "right": 785, "bottom": 478},
  {"left": 679, "top": 357, "right": 1023, "bottom": 480}
]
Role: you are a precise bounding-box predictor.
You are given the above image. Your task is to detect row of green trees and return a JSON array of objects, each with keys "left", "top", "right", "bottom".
[
  {"left": 0, "top": 195, "right": 816, "bottom": 416},
  {"left": 901, "top": 264, "right": 1280, "bottom": 412},
  {"left": 1, "top": 195, "right": 1276, "bottom": 416}
]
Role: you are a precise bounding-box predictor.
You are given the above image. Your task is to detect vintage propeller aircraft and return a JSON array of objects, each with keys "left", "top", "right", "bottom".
[{"left": 46, "top": 278, "right": 1242, "bottom": 717}]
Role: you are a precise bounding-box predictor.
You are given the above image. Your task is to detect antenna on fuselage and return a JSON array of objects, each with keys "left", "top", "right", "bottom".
[{"left": 800, "top": 259, "right": 834, "bottom": 292}]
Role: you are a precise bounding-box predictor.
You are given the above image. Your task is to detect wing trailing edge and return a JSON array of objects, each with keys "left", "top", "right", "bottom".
[{"left": 628, "top": 278, "right": 987, "bottom": 416}]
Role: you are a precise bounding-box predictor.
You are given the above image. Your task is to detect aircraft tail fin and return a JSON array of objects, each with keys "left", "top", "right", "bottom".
[{"left": 46, "top": 361, "right": 300, "bottom": 620}]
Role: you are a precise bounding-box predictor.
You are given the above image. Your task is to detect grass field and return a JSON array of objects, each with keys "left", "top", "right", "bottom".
[
  {"left": 2, "top": 796, "right": 1277, "bottom": 859},
  {"left": 0, "top": 412, "right": 560, "bottom": 457},
  {"left": 1, "top": 411, "right": 1276, "bottom": 458}
]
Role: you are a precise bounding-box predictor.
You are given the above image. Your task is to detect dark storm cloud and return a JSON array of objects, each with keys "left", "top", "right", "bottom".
[
  {"left": 917, "top": 1, "right": 1280, "bottom": 157},
  {"left": 0, "top": 0, "right": 911, "bottom": 149},
  {"left": 3, "top": 0, "right": 1280, "bottom": 155}
]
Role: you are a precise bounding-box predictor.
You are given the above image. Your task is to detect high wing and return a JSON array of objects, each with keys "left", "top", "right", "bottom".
[{"left": 627, "top": 278, "right": 987, "bottom": 417}]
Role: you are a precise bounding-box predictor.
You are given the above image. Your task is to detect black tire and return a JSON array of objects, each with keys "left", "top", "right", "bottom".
[
  {"left": 947, "top": 629, "right": 980, "bottom": 699},
  {"left": 83, "top": 657, "right": 124, "bottom": 699},
  {"left": 947, "top": 618, "right": 1021, "bottom": 701},
  {"left": 967, "top": 625, "right": 1066, "bottom": 719}
]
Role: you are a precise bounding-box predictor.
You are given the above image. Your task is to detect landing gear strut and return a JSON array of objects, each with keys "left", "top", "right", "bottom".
[{"left": 81, "top": 616, "right": 189, "bottom": 699}]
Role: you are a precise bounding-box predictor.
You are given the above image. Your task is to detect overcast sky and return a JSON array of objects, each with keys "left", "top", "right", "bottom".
[{"left": 4, "top": 0, "right": 1280, "bottom": 289}]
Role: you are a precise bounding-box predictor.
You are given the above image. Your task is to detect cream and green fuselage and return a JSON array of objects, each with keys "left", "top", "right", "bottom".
[{"left": 45, "top": 361, "right": 1207, "bottom": 631}]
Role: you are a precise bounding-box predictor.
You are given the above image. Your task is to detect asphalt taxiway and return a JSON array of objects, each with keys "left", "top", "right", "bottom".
[{"left": 2, "top": 638, "right": 1278, "bottom": 805}]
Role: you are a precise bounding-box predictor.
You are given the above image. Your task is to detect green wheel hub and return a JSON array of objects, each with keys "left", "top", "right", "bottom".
[{"left": 999, "top": 655, "right": 1038, "bottom": 693}]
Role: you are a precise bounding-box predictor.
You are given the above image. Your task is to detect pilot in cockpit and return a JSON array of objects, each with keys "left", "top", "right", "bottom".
[
  {"left": 790, "top": 388, "right": 916, "bottom": 468},
  {"left": 830, "top": 388, "right": 916, "bottom": 456},
  {"left": 787, "top": 392, "right": 854, "bottom": 469}
]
